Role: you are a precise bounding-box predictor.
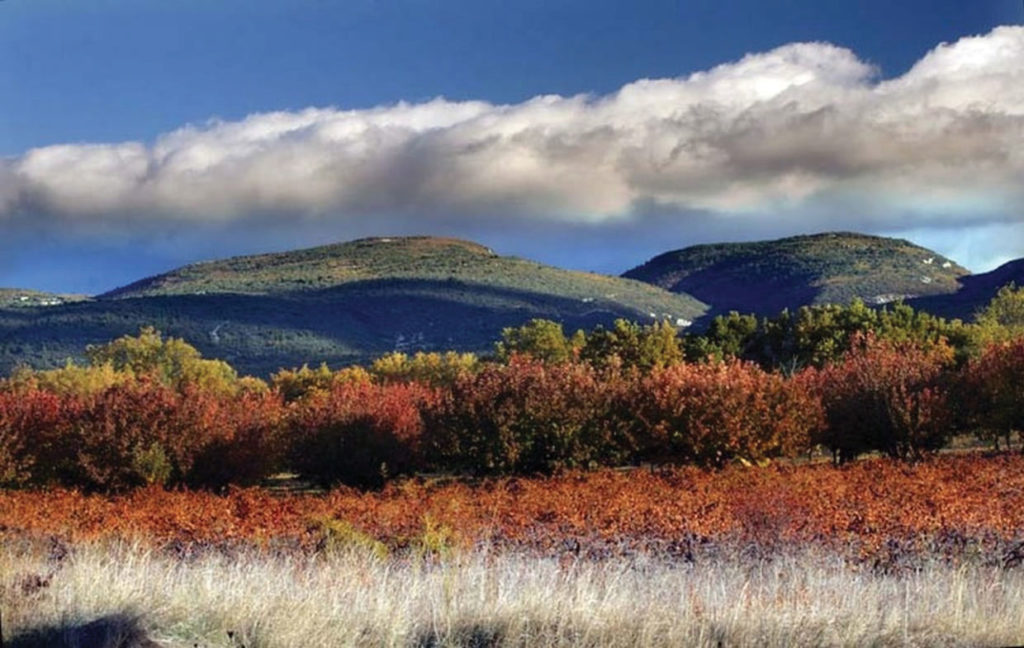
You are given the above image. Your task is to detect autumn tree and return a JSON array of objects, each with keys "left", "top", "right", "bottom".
[
  {"left": 270, "top": 363, "right": 371, "bottom": 403},
  {"left": 496, "top": 319, "right": 584, "bottom": 364},
  {"left": 187, "top": 388, "right": 287, "bottom": 488},
  {"left": 959, "top": 338, "right": 1024, "bottom": 450},
  {"left": 371, "top": 351, "right": 479, "bottom": 386},
  {"left": 4, "top": 361, "right": 131, "bottom": 397},
  {"left": 288, "top": 381, "right": 438, "bottom": 487},
  {"left": 973, "top": 284, "right": 1024, "bottom": 347},
  {"left": 86, "top": 327, "right": 241, "bottom": 395},
  {"left": 631, "top": 359, "right": 821, "bottom": 467},
  {"left": 0, "top": 388, "right": 79, "bottom": 486},
  {"left": 424, "top": 356, "right": 633, "bottom": 474},
  {"left": 581, "top": 319, "right": 683, "bottom": 370},
  {"left": 807, "top": 333, "right": 956, "bottom": 463}
]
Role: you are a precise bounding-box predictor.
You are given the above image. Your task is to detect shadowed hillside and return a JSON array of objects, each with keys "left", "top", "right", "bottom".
[
  {"left": 0, "top": 237, "right": 706, "bottom": 376},
  {"left": 907, "top": 258, "right": 1024, "bottom": 320}
]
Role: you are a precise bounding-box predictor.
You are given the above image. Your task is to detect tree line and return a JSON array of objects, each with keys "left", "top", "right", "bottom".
[{"left": 0, "top": 287, "right": 1021, "bottom": 491}]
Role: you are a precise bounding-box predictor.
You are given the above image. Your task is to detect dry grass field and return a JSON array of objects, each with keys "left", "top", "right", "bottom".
[{"left": 5, "top": 542, "right": 1024, "bottom": 647}]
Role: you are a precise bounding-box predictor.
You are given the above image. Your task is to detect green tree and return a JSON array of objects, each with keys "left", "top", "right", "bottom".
[
  {"left": 684, "top": 300, "right": 969, "bottom": 372},
  {"left": 86, "top": 327, "right": 240, "bottom": 394},
  {"left": 683, "top": 312, "right": 759, "bottom": 363},
  {"left": 973, "top": 284, "right": 1024, "bottom": 347},
  {"left": 581, "top": 319, "right": 682, "bottom": 370},
  {"left": 496, "top": 319, "right": 581, "bottom": 363}
]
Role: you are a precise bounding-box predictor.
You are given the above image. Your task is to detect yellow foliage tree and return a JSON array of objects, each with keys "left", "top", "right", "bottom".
[
  {"left": 270, "top": 362, "right": 371, "bottom": 402},
  {"left": 371, "top": 351, "right": 479, "bottom": 385},
  {"left": 6, "top": 361, "right": 131, "bottom": 396},
  {"left": 85, "top": 327, "right": 241, "bottom": 395},
  {"left": 973, "top": 284, "right": 1024, "bottom": 347}
]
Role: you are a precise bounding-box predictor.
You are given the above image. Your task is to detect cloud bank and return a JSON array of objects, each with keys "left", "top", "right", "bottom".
[{"left": 2, "top": 26, "right": 1023, "bottom": 274}]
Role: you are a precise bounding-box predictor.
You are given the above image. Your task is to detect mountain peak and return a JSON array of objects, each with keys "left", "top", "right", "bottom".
[
  {"left": 624, "top": 231, "right": 969, "bottom": 317},
  {"left": 345, "top": 236, "right": 497, "bottom": 255},
  {"left": 99, "top": 236, "right": 502, "bottom": 299}
]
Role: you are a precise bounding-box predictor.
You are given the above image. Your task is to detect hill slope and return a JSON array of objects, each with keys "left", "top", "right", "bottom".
[
  {"left": 0, "top": 237, "right": 706, "bottom": 376},
  {"left": 906, "top": 258, "right": 1024, "bottom": 320},
  {"left": 623, "top": 232, "right": 969, "bottom": 318},
  {"left": 102, "top": 237, "right": 703, "bottom": 310},
  {"left": 0, "top": 288, "right": 88, "bottom": 309}
]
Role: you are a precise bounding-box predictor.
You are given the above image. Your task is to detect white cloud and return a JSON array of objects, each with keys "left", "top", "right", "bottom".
[{"left": 2, "top": 26, "right": 1023, "bottom": 268}]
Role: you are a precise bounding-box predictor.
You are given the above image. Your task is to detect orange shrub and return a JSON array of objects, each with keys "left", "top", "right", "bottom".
[
  {"left": 288, "top": 381, "right": 439, "bottom": 487},
  {"left": 6, "top": 454, "right": 1024, "bottom": 564},
  {"left": 0, "top": 388, "right": 82, "bottom": 487},
  {"left": 423, "top": 356, "right": 634, "bottom": 474},
  {"left": 807, "top": 333, "right": 955, "bottom": 463},
  {"left": 959, "top": 338, "right": 1024, "bottom": 450},
  {"left": 632, "top": 359, "right": 822, "bottom": 467}
]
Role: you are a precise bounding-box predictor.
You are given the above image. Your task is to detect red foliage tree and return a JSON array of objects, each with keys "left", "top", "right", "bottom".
[
  {"left": 288, "top": 381, "right": 438, "bottom": 487},
  {"left": 185, "top": 388, "right": 288, "bottom": 489},
  {"left": 0, "top": 388, "right": 82, "bottom": 486},
  {"left": 959, "top": 338, "right": 1024, "bottom": 450},
  {"left": 423, "top": 356, "right": 635, "bottom": 474},
  {"left": 631, "top": 359, "right": 822, "bottom": 467},
  {"left": 806, "top": 333, "right": 955, "bottom": 463},
  {"left": 68, "top": 378, "right": 203, "bottom": 490}
]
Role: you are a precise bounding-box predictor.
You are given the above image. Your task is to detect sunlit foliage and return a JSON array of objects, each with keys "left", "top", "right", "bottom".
[{"left": 370, "top": 351, "right": 479, "bottom": 386}]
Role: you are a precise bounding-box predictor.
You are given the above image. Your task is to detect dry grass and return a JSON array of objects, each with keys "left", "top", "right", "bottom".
[{"left": 3, "top": 542, "right": 1024, "bottom": 647}]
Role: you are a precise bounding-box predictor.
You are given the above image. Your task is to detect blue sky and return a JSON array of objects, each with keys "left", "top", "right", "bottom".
[{"left": 2, "top": 0, "right": 1023, "bottom": 293}]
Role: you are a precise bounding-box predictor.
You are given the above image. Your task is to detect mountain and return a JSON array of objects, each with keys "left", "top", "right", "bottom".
[
  {"left": 623, "top": 232, "right": 970, "bottom": 318},
  {"left": 906, "top": 258, "right": 1024, "bottom": 320},
  {"left": 0, "top": 237, "right": 706, "bottom": 376}
]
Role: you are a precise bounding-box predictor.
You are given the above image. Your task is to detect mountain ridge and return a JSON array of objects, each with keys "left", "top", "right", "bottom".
[
  {"left": 906, "top": 258, "right": 1024, "bottom": 320},
  {"left": 0, "top": 232, "right": 1020, "bottom": 377},
  {"left": 623, "top": 231, "right": 970, "bottom": 318},
  {"left": 100, "top": 237, "right": 502, "bottom": 299},
  {"left": 0, "top": 236, "right": 707, "bottom": 376}
]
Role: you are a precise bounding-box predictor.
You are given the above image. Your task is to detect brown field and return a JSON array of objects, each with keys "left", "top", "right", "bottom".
[{"left": 3, "top": 453, "right": 1023, "bottom": 561}]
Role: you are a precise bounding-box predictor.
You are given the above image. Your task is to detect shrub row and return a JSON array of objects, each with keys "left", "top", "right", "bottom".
[
  {"left": 1, "top": 336, "right": 1022, "bottom": 491},
  {"left": 0, "top": 380, "right": 285, "bottom": 491}
]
